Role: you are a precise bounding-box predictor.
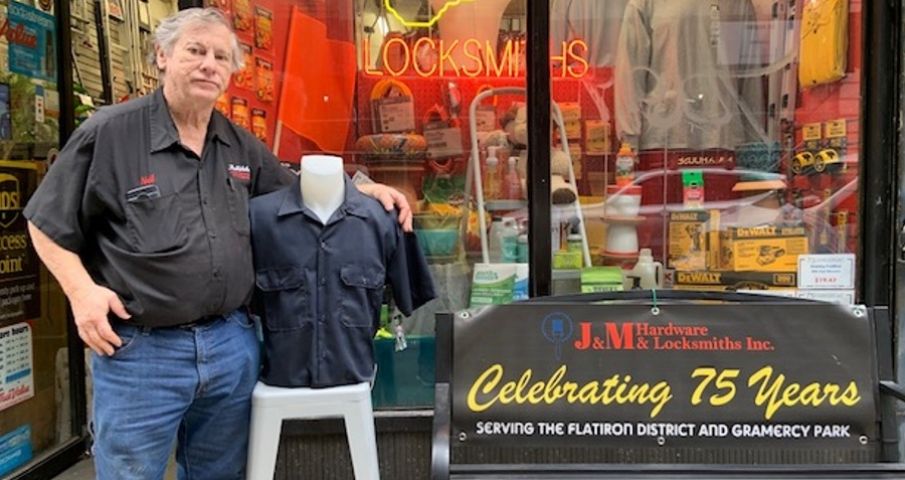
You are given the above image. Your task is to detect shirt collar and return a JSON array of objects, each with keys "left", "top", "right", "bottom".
[
  {"left": 278, "top": 174, "right": 371, "bottom": 221},
  {"left": 149, "top": 88, "right": 232, "bottom": 153}
]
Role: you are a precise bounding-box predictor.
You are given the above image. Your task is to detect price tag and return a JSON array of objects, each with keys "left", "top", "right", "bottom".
[
  {"left": 374, "top": 97, "right": 415, "bottom": 133},
  {"left": 425, "top": 126, "right": 464, "bottom": 158},
  {"left": 797, "top": 254, "right": 855, "bottom": 289}
]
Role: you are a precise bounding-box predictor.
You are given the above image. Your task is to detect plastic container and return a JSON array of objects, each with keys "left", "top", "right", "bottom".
[
  {"left": 624, "top": 248, "right": 664, "bottom": 290},
  {"left": 499, "top": 218, "right": 520, "bottom": 263},
  {"left": 502, "top": 156, "right": 523, "bottom": 200},
  {"left": 484, "top": 146, "right": 500, "bottom": 200},
  {"left": 615, "top": 142, "right": 637, "bottom": 187}
]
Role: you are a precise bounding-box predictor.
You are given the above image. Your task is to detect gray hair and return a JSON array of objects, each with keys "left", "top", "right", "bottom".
[{"left": 148, "top": 8, "right": 244, "bottom": 75}]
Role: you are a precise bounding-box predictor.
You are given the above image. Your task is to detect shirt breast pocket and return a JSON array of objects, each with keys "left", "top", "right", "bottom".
[
  {"left": 340, "top": 265, "right": 385, "bottom": 328},
  {"left": 226, "top": 177, "right": 251, "bottom": 236},
  {"left": 255, "top": 267, "right": 311, "bottom": 331},
  {"left": 125, "top": 192, "right": 188, "bottom": 254}
]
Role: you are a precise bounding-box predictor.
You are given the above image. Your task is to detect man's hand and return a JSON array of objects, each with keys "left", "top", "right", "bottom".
[
  {"left": 356, "top": 183, "right": 413, "bottom": 232},
  {"left": 70, "top": 283, "right": 131, "bottom": 356}
]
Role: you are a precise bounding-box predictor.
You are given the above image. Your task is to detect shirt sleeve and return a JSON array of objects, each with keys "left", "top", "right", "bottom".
[
  {"left": 247, "top": 133, "right": 296, "bottom": 197},
  {"left": 614, "top": 1, "right": 651, "bottom": 149},
  {"left": 386, "top": 225, "right": 436, "bottom": 316},
  {"left": 23, "top": 123, "right": 99, "bottom": 253}
]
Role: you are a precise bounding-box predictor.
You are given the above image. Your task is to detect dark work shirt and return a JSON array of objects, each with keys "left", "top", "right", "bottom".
[
  {"left": 250, "top": 177, "right": 436, "bottom": 387},
  {"left": 24, "top": 89, "right": 295, "bottom": 327}
]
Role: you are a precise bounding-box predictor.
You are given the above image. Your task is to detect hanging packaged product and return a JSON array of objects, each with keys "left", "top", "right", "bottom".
[
  {"left": 251, "top": 109, "right": 267, "bottom": 143},
  {"left": 232, "top": 0, "right": 252, "bottom": 31},
  {"left": 254, "top": 6, "right": 273, "bottom": 50},
  {"left": 682, "top": 170, "right": 705, "bottom": 209},
  {"left": 614, "top": 142, "right": 636, "bottom": 187},
  {"left": 370, "top": 78, "right": 415, "bottom": 134},
  {"left": 423, "top": 104, "right": 464, "bottom": 159},
  {"left": 234, "top": 43, "right": 254, "bottom": 90},
  {"left": 255, "top": 58, "right": 273, "bottom": 102},
  {"left": 584, "top": 120, "right": 611, "bottom": 155},
  {"left": 231, "top": 97, "right": 249, "bottom": 130},
  {"left": 799, "top": 0, "right": 849, "bottom": 88}
]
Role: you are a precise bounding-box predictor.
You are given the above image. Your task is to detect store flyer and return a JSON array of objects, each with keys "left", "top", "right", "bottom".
[
  {"left": 0, "top": 425, "right": 31, "bottom": 477},
  {"left": 7, "top": 2, "right": 56, "bottom": 82}
]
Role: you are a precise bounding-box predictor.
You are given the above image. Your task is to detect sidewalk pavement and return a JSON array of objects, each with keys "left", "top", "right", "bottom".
[{"left": 52, "top": 457, "right": 177, "bottom": 479}]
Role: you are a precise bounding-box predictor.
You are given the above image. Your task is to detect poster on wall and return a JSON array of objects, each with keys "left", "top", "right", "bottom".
[
  {"left": 7, "top": 2, "right": 57, "bottom": 82},
  {"left": 0, "top": 322, "right": 34, "bottom": 412},
  {"left": 0, "top": 164, "right": 39, "bottom": 327},
  {"left": 452, "top": 303, "right": 876, "bottom": 450},
  {"left": 0, "top": 425, "right": 31, "bottom": 477}
]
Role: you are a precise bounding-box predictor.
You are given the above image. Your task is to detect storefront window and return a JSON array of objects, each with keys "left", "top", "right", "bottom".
[
  {"left": 0, "top": 1, "right": 73, "bottom": 477},
  {"left": 550, "top": 0, "right": 862, "bottom": 300},
  {"left": 207, "top": 0, "right": 532, "bottom": 409}
]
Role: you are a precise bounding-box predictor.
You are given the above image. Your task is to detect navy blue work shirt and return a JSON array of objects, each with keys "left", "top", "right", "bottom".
[{"left": 249, "top": 176, "right": 436, "bottom": 387}]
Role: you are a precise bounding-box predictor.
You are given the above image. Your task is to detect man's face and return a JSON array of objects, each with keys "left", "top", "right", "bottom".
[{"left": 157, "top": 22, "right": 234, "bottom": 107}]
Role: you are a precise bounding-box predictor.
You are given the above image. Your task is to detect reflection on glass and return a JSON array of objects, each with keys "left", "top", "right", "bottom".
[{"left": 550, "top": 0, "right": 861, "bottom": 302}]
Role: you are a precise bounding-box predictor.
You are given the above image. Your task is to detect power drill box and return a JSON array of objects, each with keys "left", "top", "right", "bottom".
[
  {"left": 673, "top": 270, "right": 798, "bottom": 291},
  {"left": 719, "top": 225, "right": 809, "bottom": 272},
  {"left": 667, "top": 210, "right": 720, "bottom": 271}
]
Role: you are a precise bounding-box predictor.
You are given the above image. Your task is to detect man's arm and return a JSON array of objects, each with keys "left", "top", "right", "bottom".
[
  {"left": 356, "top": 183, "right": 413, "bottom": 232},
  {"left": 28, "top": 222, "right": 130, "bottom": 356}
]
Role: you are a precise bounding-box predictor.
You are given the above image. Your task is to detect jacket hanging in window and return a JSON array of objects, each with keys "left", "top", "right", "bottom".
[{"left": 799, "top": 0, "right": 849, "bottom": 88}]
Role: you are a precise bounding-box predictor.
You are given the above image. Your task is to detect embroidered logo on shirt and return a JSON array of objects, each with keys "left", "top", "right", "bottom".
[
  {"left": 228, "top": 163, "right": 251, "bottom": 182},
  {"left": 140, "top": 173, "right": 156, "bottom": 186}
]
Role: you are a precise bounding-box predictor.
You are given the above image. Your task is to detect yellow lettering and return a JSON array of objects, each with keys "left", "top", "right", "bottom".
[
  {"left": 412, "top": 37, "right": 437, "bottom": 77},
  {"left": 461, "top": 39, "right": 483, "bottom": 77}
]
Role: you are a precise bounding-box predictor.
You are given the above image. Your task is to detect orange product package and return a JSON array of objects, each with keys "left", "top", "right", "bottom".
[
  {"left": 233, "top": 43, "right": 254, "bottom": 89},
  {"left": 254, "top": 7, "right": 273, "bottom": 50},
  {"left": 256, "top": 57, "right": 273, "bottom": 102},
  {"left": 232, "top": 0, "right": 252, "bottom": 32},
  {"left": 231, "top": 97, "right": 250, "bottom": 129},
  {"left": 251, "top": 109, "right": 267, "bottom": 142},
  {"left": 215, "top": 93, "right": 230, "bottom": 117}
]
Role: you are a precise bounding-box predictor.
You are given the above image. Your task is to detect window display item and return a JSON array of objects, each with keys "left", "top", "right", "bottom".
[
  {"left": 250, "top": 156, "right": 435, "bottom": 387},
  {"left": 370, "top": 78, "right": 415, "bottom": 134},
  {"left": 580, "top": 267, "right": 624, "bottom": 293},
  {"left": 501, "top": 156, "right": 523, "bottom": 201},
  {"left": 614, "top": 142, "right": 636, "bottom": 187},
  {"left": 603, "top": 185, "right": 643, "bottom": 261},
  {"left": 585, "top": 120, "right": 611, "bottom": 155},
  {"left": 232, "top": 0, "right": 252, "bottom": 31},
  {"left": 673, "top": 270, "right": 797, "bottom": 291},
  {"left": 251, "top": 109, "right": 267, "bottom": 142},
  {"left": 551, "top": 0, "right": 629, "bottom": 66},
  {"left": 668, "top": 210, "right": 720, "bottom": 271},
  {"left": 615, "top": 0, "right": 765, "bottom": 150},
  {"left": 204, "top": 0, "right": 230, "bottom": 14},
  {"left": 484, "top": 146, "right": 501, "bottom": 200},
  {"left": 254, "top": 6, "right": 273, "bottom": 50},
  {"left": 354, "top": 133, "right": 428, "bottom": 205},
  {"left": 719, "top": 225, "right": 809, "bottom": 272},
  {"left": 682, "top": 170, "right": 704, "bottom": 209},
  {"left": 551, "top": 149, "right": 578, "bottom": 205},
  {"left": 215, "top": 93, "right": 230, "bottom": 118},
  {"left": 231, "top": 97, "right": 249, "bottom": 129},
  {"left": 255, "top": 58, "right": 273, "bottom": 102},
  {"left": 429, "top": 0, "right": 510, "bottom": 74},
  {"left": 623, "top": 248, "right": 663, "bottom": 290},
  {"left": 799, "top": 0, "right": 849, "bottom": 88},
  {"left": 234, "top": 43, "right": 254, "bottom": 90}
]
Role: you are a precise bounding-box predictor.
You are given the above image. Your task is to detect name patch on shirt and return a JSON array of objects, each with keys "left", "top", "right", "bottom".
[{"left": 228, "top": 163, "right": 251, "bottom": 183}]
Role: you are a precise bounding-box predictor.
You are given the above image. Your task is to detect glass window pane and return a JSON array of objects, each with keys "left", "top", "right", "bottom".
[
  {"left": 552, "top": 0, "right": 862, "bottom": 301},
  {"left": 0, "top": 2, "right": 74, "bottom": 476}
]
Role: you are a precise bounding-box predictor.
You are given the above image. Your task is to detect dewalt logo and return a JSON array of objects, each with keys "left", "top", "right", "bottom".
[{"left": 0, "top": 174, "right": 22, "bottom": 229}]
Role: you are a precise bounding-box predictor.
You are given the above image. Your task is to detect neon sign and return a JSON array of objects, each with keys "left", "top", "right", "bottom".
[
  {"left": 385, "top": 0, "right": 476, "bottom": 29},
  {"left": 363, "top": 38, "right": 590, "bottom": 79}
]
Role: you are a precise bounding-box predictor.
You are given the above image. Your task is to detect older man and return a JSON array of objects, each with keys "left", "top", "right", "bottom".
[{"left": 24, "top": 8, "right": 410, "bottom": 480}]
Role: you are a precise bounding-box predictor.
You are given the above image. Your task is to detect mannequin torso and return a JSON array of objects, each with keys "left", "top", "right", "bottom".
[{"left": 300, "top": 155, "right": 345, "bottom": 224}]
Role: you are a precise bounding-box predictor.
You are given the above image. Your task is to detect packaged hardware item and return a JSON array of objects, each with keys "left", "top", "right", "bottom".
[
  {"left": 254, "top": 6, "right": 272, "bottom": 50},
  {"left": 232, "top": 0, "right": 252, "bottom": 31},
  {"left": 251, "top": 109, "right": 267, "bottom": 142},
  {"left": 231, "top": 97, "right": 249, "bottom": 129},
  {"left": 667, "top": 210, "right": 720, "bottom": 271},
  {"left": 720, "top": 225, "right": 809, "bottom": 272},
  {"left": 215, "top": 93, "right": 230, "bottom": 118},
  {"left": 674, "top": 271, "right": 797, "bottom": 292},
  {"left": 233, "top": 43, "right": 254, "bottom": 90},
  {"left": 255, "top": 57, "right": 273, "bottom": 102},
  {"left": 799, "top": 0, "right": 849, "bottom": 88}
]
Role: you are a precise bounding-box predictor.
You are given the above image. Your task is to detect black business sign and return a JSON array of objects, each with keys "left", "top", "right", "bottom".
[
  {"left": 0, "top": 163, "right": 40, "bottom": 327},
  {"left": 452, "top": 303, "right": 877, "bottom": 449}
]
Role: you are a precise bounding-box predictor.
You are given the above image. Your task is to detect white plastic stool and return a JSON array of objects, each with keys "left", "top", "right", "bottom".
[{"left": 246, "top": 381, "right": 380, "bottom": 480}]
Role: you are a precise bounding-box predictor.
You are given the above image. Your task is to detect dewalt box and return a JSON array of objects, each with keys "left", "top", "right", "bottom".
[
  {"left": 719, "top": 225, "right": 808, "bottom": 272},
  {"left": 668, "top": 210, "right": 720, "bottom": 271},
  {"left": 674, "top": 271, "right": 798, "bottom": 291}
]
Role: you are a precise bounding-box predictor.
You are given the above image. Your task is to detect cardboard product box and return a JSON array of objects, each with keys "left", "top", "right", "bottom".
[
  {"left": 674, "top": 271, "right": 798, "bottom": 291},
  {"left": 668, "top": 210, "right": 720, "bottom": 271},
  {"left": 720, "top": 225, "right": 809, "bottom": 272}
]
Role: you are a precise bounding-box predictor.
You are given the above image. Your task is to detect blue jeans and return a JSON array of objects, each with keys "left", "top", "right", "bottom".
[{"left": 91, "top": 309, "right": 260, "bottom": 480}]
